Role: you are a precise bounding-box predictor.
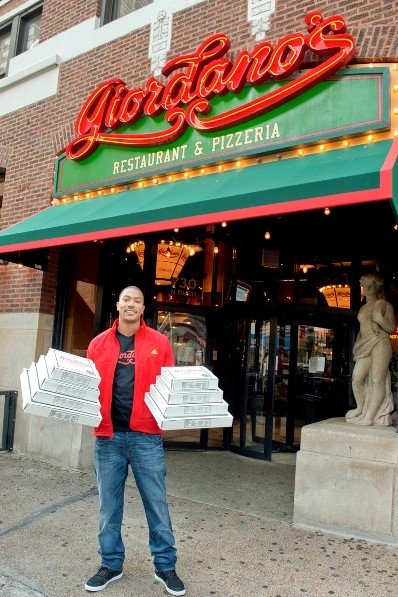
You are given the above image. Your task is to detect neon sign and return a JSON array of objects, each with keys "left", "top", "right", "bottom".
[{"left": 66, "top": 10, "right": 355, "bottom": 161}]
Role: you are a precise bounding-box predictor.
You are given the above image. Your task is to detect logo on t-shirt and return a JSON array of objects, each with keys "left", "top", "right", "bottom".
[{"left": 118, "top": 349, "right": 135, "bottom": 366}]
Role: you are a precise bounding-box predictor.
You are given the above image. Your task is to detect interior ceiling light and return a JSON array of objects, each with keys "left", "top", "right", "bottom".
[
  {"left": 264, "top": 231, "right": 271, "bottom": 240},
  {"left": 129, "top": 240, "right": 202, "bottom": 285},
  {"left": 324, "top": 207, "right": 331, "bottom": 215},
  {"left": 319, "top": 284, "right": 350, "bottom": 309}
]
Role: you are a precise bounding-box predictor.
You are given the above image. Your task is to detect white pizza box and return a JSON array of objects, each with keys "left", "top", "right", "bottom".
[
  {"left": 20, "top": 370, "right": 101, "bottom": 427},
  {"left": 155, "top": 376, "right": 224, "bottom": 404},
  {"left": 145, "top": 393, "right": 233, "bottom": 430},
  {"left": 26, "top": 363, "right": 100, "bottom": 416},
  {"left": 160, "top": 366, "right": 219, "bottom": 391},
  {"left": 38, "top": 349, "right": 100, "bottom": 390},
  {"left": 35, "top": 355, "right": 100, "bottom": 402},
  {"left": 149, "top": 384, "right": 228, "bottom": 417}
]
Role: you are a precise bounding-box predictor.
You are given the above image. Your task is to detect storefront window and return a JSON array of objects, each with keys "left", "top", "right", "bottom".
[
  {"left": 154, "top": 240, "right": 204, "bottom": 306},
  {"left": 157, "top": 310, "right": 206, "bottom": 366}
]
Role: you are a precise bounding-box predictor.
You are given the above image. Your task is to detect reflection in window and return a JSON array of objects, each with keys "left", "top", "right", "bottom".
[
  {"left": 0, "top": 29, "right": 11, "bottom": 76},
  {"left": 157, "top": 311, "right": 206, "bottom": 366},
  {"left": 20, "top": 12, "right": 41, "bottom": 52},
  {"left": 297, "top": 325, "right": 334, "bottom": 377}
]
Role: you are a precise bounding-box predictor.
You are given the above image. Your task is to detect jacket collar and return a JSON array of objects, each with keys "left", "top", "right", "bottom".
[{"left": 111, "top": 317, "right": 147, "bottom": 334}]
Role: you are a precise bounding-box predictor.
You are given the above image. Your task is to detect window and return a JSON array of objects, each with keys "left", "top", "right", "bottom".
[
  {"left": 0, "top": 5, "right": 41, "bottom": 78},
  {"left": 102, "top": 0, "right": 153, "bottom": 25}
]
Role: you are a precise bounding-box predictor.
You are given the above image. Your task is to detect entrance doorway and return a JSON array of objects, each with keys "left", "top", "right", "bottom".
[{"left": 228, "top": 315, "right": 351, "bottom": 459}]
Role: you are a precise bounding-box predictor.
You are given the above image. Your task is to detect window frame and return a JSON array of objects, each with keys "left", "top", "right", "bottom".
[
  {"left": 0, "top": 3, "right": 42, "bottom": 78},
  {"left": 100, "top": 0, "right": 153, "bottom": 27}
]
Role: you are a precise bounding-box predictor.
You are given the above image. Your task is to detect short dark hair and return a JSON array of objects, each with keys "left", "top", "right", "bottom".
[{"left": 118, "top": 286, "right": 144, "bottom": 301}]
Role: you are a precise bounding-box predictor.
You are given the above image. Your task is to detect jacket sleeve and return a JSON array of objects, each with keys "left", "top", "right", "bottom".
[{"left": 87, "top": 340, "right": 95, "bottom": 361}]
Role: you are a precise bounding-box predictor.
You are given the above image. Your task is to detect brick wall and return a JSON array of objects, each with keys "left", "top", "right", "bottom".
[
  {"left": 40, "top": 0, "right": 100, "bottom": 42},
  {"left": 0, "top": 0, "right": 397, "bottom": 315}
]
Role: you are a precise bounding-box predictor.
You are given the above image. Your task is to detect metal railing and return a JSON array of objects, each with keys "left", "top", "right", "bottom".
[{"left": 0, "top": 390, "right": 17, "bottom": 451}]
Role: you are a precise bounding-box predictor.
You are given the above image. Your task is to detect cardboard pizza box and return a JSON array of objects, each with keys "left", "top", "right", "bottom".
[
  {"left": 20, "top": 369, "right": 101, "bottom": 426},
  {"left": 25, "top": 363, "right": 100, "bottom": 415},
  {"left": 155, "top": 376, "right": 224, "bottom": 404},
  {"left": 149, "top": 384, "right": 229, "bottom": 417},
  {"left": 145, "top": 392, "right": 233, "bottom": 430},
  {"left": 35, "top": 355, "right": 100, "bottom": 402},
  {"left": 38, "top": 349, "right": 100, "bottom": 390},
  {"left": 160, "top": 366, "right": 219, "bottom": 391}
]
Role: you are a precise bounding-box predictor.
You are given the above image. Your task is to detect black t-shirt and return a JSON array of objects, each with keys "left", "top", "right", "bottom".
[{"left": 111, "top": 331, "right": 135, "bottom": 432}]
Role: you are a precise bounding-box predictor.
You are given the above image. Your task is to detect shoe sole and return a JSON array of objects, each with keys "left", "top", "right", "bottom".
[
  {"left": 85, "top": 571, "right": 123, "bottom": 592},
  {"left": 154, "top": 572, "right": 186, "bottom": 596}
]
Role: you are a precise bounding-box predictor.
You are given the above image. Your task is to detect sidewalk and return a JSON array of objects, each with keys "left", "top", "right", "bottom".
[{"left": 1, "top": 449, "right": 398, "bottom": 597}]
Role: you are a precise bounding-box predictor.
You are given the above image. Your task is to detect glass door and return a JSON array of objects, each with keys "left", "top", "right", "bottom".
[
  {"left": 293, "top": 324, "right": 335, "bottom": 442},
  {"left": 230, "top": 318, "right": 292, "bottom": 459},
  {"left": 229, "top": 317, "right": 348, "bottom": 457}
]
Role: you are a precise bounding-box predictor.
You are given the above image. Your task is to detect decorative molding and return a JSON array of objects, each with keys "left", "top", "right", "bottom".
[
  {"left": 149, "top": 8, "right": 172, "bottom": 76},
  {"left": 247, "top": 0, "right": 276, "bottom": 41}
]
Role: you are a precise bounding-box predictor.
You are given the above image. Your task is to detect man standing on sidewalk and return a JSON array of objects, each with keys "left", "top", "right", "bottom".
[{"left": 85, "top": 286, "right": 185, "bottom": 596}]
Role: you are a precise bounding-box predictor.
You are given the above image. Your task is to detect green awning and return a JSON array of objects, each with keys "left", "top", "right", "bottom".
[{"left": 0, "top": 140, "right": 397, "bottom": 253}]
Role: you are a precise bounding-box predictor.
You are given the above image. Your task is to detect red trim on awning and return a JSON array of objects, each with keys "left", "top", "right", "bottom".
[{"left": 0, "top": 186, "right": 388, "bottom": 253}]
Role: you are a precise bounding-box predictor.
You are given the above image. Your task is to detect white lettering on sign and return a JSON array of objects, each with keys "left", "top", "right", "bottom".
[
  {"left": 211, "top": 122, "right": 280, "bottom": 152},
  {"left": 111, "top": 122, "right": 280, "bottom": 177},
  {"left": 113, "top": 143, "right": 188, "bottom": 175}
]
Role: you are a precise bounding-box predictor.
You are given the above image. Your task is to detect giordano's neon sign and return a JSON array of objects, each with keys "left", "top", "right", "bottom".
[{"left": 66, "top": 10, "right": 355, "bottom": 161}]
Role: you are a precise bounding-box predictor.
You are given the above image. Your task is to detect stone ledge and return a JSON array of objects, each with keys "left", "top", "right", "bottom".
[
  {"left": 294, "top": 418, "right": 398, "bottom": 545},
  {"left": 300, "top": 417, "right": 398, "bottom": 463}
]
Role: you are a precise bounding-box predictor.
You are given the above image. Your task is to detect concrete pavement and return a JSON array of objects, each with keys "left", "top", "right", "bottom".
[{"left": 1, "top": 449, "right": 398, "bottom": 596}]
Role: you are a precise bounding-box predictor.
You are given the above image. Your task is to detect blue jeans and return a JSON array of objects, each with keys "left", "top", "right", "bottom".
[{"left": 94, "top": 431, "right": 177, "bottom": 572}]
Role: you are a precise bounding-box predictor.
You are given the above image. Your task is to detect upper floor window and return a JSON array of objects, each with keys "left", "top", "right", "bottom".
[
  {"left": 0, "top": 5, "right": 42, "bottom": 78},
  {"left": 102, "top": 0, "right": 153, "bottom": 25}
]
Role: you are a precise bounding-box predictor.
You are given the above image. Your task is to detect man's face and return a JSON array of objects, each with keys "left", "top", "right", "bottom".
[{"left": 116, "top": 288, "right": 145, "bottom": 324}]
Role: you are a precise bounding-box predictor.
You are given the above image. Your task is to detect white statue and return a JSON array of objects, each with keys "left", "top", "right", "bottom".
[{"left": 346, "top": 274, "right": 396, "bottom": 426}]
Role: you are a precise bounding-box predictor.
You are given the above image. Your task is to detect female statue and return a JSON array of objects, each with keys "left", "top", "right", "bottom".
[{"left": 346, "top": 274, "right": 396, "bottom": 426}]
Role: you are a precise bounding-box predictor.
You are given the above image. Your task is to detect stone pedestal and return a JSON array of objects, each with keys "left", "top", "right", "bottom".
[{"left": 294, "top": 417, "right": 398, "bottom": 545}]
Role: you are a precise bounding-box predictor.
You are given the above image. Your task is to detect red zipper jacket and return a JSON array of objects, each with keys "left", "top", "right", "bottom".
[{"left": 87, "top": 318, "right": 174, "bottom": 436}]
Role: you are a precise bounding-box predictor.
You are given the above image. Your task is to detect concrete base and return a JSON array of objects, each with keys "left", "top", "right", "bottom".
[
  {"left": 294, "top": 417, "right": 398, "bottom": 545},
  {"left": 0, "top": 312, "right": 95, "bottom": 469}
]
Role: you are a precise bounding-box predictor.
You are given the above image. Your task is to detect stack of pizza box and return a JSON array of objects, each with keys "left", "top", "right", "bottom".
[
  {"left": 144, "top": 365, "right": 233, "bottom": 430},
  {"left": 20, "top": 348, "right": 101, "bottom": 427}
]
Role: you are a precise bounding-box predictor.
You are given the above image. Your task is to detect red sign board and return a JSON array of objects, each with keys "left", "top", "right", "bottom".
[{"left": 66, "top": 10, "right": 355, "bottom": 161}]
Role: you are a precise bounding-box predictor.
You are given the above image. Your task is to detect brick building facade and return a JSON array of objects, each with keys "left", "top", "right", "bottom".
[{"left": 0, "top": 0, "right": 397, "bottom": 467}]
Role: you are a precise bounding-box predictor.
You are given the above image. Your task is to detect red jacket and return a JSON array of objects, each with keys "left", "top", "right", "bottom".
[{"left": 87, "top": 318, "right": 174, "bottom": 436}]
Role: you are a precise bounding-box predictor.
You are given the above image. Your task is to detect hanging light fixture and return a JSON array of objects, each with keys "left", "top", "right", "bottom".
[{"left": 319, "top": 284, "right": 350, "bottom": 308}]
